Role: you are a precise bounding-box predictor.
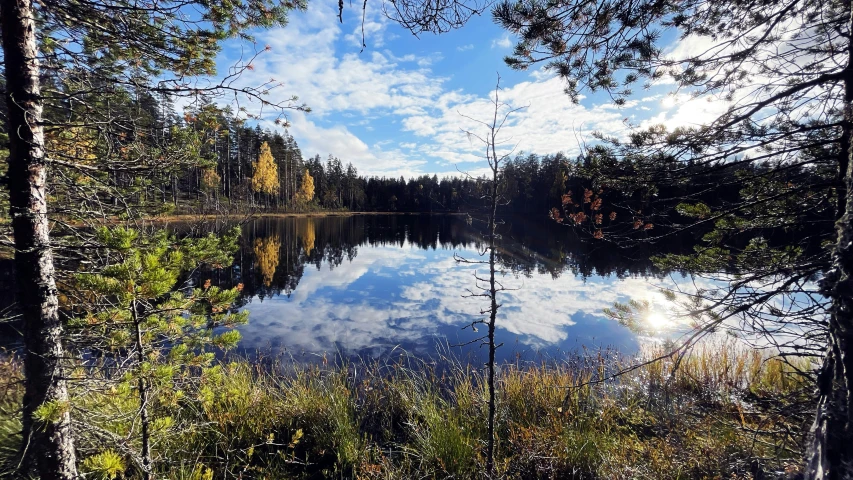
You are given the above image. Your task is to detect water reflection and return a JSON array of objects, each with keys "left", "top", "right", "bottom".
[{"left": 194, "top": 215, "right": 687, "bottom": 364}]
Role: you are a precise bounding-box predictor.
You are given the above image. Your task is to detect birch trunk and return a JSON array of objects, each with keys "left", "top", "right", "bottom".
[{"left": 0, "top": 0, "right": 79, "bottom": 477}]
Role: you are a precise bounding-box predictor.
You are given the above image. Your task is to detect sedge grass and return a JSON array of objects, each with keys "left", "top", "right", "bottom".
[{"left": 0, "top": 339, "right": 813, "bottom": 479}]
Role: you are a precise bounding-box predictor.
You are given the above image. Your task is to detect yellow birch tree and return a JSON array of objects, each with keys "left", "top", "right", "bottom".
[
  {"left": 296, "top": 169, "right": 315, "bottom": 206},
  {"left": 251, "top": 142, "right": 280, "bottom": 197},
  {"left": 253, "top": 235, "right": 281, "bottom": 286}
]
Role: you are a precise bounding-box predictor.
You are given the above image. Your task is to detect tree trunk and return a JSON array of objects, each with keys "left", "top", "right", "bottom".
[
  {"left": 132, "top": 300, "right": 153, "bottom": 480},
  {"left": 0, "top": 0, "right": 79, "bottom": 478},
  {"left": 807, "top": 2, "right": 853, "bottom": 478},
  {"left": 486, "top": 160, "right": 498, "bottom": 478},
  {"left": 227, "top": 141, "right": 232, "bottom": 204}
]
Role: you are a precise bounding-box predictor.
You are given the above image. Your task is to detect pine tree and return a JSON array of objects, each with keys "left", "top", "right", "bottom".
[
  {"left": 69, "top": 226, "right": 246, "bottom": 479},
  {"left": 0, "top": 0, "right": 306, "bottom": 475},
  {"left": 492, "top": 0, "right": 852, "bottom": 474}
]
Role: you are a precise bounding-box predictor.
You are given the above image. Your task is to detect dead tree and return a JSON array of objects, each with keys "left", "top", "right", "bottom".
[{"left": 454, "top": 75, "right": 522, "bottom": 477}]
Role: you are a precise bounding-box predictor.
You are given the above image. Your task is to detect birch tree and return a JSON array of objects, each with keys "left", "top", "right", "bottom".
[{"left": 0, "top": 0, "right": 306, "bottom": 477}]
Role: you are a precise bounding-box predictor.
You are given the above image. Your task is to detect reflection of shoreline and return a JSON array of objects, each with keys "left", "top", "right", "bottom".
[
  {"left": 231, "top": 242, "right": 673, "bottom": 363},
  {"left": 217, "top": 214, "right": 671, "bottom": 306},
  {"left": 187, "top": 215, "right": 690, "bottom": 363},
  {"left": 150, "top": 211, "right": 469, "bottom": 224}
]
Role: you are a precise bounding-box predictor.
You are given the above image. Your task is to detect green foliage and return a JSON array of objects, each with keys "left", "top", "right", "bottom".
[
  {"left": 81, "top": 451, "right": 126, "bottom": 480},
  {"left": 603, "top": 299, "right": 657, "bottom": 334},
  {"left": 0, "top": 358, "right": 23, "bottom": 476},
  {"left": 410, "top": 396, "right": 477, "bottom": 476},
  {"left": 40, "top": 0, "right": 307, "bottom": 78},
  {"left": 675, "top": 202, "right": 711, "bottom": 219},
  {"left": 32, "top": 400, "right": 70, "bottom": 425},
  {"left": 171, "top": 463, "right": 214, "bottom": 480},
  {"left": 69, "top": 225, "right": 246, "bottom": 475},
  {"left": 655, "top": 172, "right": 813, "bottom": 275}
]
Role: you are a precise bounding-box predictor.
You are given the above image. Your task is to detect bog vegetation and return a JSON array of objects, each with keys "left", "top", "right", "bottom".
[{"left": 0, "top": 342, "right": 813, "bottom": 479}]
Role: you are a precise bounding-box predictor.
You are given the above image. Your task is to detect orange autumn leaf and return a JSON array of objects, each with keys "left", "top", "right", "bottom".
[
  {"left": 591, "top": 198, "right": 602, "bottom": 211},
  {"left": 550, "top": 207, "right": 562, "bottom": 222}
]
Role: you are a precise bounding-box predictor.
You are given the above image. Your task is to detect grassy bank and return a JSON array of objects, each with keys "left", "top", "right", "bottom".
[{"left": 0, "top": 341, "right": 812, "bottom": 479}]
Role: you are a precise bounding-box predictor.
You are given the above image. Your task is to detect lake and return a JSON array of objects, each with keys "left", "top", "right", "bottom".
[{"left": 177, "top": 214, "right": 686, "bottom": 365}]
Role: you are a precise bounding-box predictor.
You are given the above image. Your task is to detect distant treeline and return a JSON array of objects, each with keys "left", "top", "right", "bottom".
[
  {"left": 0, "top": 89, "right": 834, "bottom": 225},
  {"left": 135, "top": 95, "right": 583, "bottom": 213},
  {"left": 0, "top": 86, "right": 601, "bottom": 215}
]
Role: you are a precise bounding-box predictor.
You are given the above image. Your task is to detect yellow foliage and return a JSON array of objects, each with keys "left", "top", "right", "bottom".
[
  {"left": 200, "top": 167, "right": 220, "bottom": 192},
  {"left": 296, "top": 169, "right": 314, "bottom": 205},
  {"left": 250, "top": 142, "right": 279, "bottom": 196},
  {"left": 253, "top": 235, "right": 281, "bottom": 286},
  {"left": 81, "top": 450, "right": 125, "bottom": 480},
  {"left": 46, "top": 126, "right": 98, "bottom": 163},
  {"left": 298, "top": 218, "right": 315, "bottom": 256}
]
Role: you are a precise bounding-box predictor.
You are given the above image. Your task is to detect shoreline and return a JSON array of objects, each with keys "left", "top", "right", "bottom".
[{"left": 146, "top": 211, "right": 467, "bottom": 222}]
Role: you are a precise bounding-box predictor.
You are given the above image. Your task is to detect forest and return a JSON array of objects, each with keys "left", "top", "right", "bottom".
[
  {"left": 0, "top": 91, "right": 651, "bottom": 215},
  {"left": 3, "top": 87, "right": 830, "bottom": 221},
  {"left": 0, "top": 0, "right": 851, "bottom": 478}
]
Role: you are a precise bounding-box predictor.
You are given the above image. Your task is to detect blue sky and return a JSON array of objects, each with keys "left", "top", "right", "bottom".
[{"left": 214, "top": 0, "right": 728, "bottom": 178}]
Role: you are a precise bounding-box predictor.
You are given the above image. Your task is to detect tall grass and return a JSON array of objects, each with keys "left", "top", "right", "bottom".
[{"left": 0, "top": 339, "right": 814, "bottom": 479}]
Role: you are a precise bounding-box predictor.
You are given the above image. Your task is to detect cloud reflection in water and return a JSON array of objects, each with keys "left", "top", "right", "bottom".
[{"left": 225, "top": 216, "right": 685, "bottom": 363}]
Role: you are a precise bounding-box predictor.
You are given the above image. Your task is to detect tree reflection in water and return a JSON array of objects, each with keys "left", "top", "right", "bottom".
[{"left": 152, "top": 215, "right": 694, "bottom": 363}]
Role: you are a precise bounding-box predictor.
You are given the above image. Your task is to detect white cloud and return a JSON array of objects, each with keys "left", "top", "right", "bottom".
[
  {"left": 457, "top": 44, "right": 475, "bottom": 51},
  {"left": 491, "top": 35, "right": 512, "bottom": 49},
  {"left": 650, "top": 11, "right": 837, "bottom": 132},
  {"left": 343, "top": 0, "right": 391, "bottom": 48},
  {"left": 211, "top": 0, "right": 639, "bottom": 177},
  {"left": 237, "top": 244, "right": 691, "bottom": 355},
  {"left": 529, "top": 67, "right": 556, "bottom": 81},
  {"left": 215, "top": 0, "right": 444, "bottom": 176},
  {"left": 401, "top": 77, "right": 628, "bottom": 167},
  {"left": 638, "top": 93, "right": 731, "bottom": 132},
  {"left": 266, "top": 112, "right": 427, "bottom": 178}
]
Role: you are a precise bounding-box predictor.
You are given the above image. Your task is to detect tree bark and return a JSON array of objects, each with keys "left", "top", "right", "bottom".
[
  {"left": 807, "top": 2, "right": 853, "bottom": 478},
  {"left": 132, "top": 300, "right": 153, "bottom": 480},
  {"left": 486, "top": 153, "right": 498, "bottom": 478},
  {"left": 0, "top": 0, "right": 79, "bottom": 478}
]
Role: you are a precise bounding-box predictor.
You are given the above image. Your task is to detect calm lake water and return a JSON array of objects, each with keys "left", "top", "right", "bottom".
[{"left": 179, "top": 214, "right": 685, "bottom": 365}]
